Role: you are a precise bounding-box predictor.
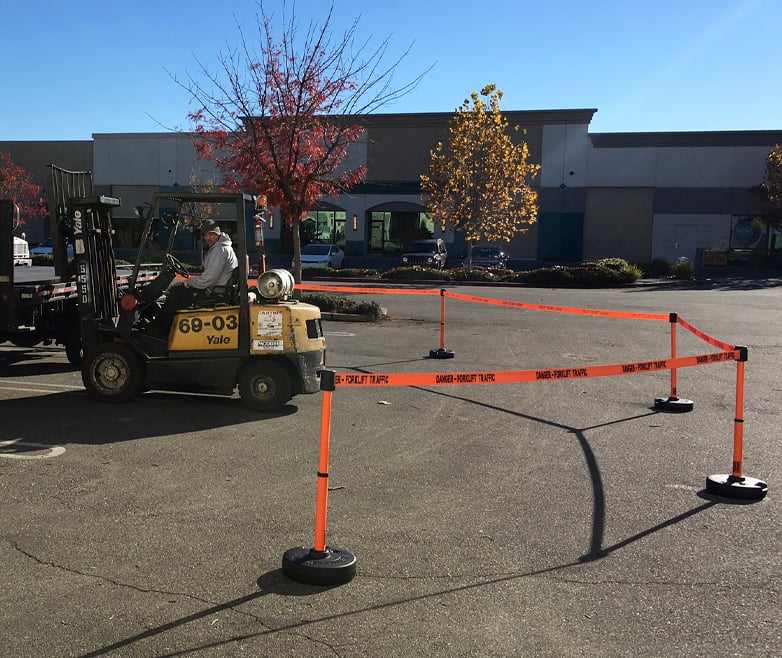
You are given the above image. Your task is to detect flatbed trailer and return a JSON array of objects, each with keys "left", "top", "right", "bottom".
[
  {"left": 0, "top": 263, "right": 158, "bottom": 364},
  {"left": 1, "top": 167, "right": 155, "bottom": 365}
]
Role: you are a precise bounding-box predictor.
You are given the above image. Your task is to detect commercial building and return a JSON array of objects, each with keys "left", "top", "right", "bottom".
[{"left": 3, "top": 109, "right": 781, "bottom": 265}]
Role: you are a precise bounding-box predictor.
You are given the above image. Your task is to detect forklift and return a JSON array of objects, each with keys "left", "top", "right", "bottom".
[{"left": 51, "top": 167, "right": 325, "bottom": 412}]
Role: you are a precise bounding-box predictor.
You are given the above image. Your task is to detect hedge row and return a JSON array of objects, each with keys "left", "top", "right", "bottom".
[{"left": 307, "top": 258, "right": 649, "bottom": 287}]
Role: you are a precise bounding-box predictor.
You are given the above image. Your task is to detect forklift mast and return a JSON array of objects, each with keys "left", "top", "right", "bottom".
[
  {"left": 47, "top": 165, "right": 122, "bottom": 351},
  {"left": 46, "top": 165, "right": 93, "bottom": 280},
  {"left": 68, "top": 198, "right": 122, "bottom": 350}
]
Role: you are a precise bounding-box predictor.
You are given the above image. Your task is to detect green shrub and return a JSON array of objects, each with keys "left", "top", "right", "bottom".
[
  {"left": 381, "top": 266, "right": 451, "bottom": 280},
  {"left": 31, "top": 254, "right": 54, "bottom": 266},
  {"left": 593, "top": 257, "right": 629, "bottom": 271},
  {"left": 447, "top": 266, "right": 515, "bottom": 282},
  {"left": 674, "top": 260, "right": 695, "bottom": 280},
  {"left": 513, "top": 266, "right": 576, "bottom": 286},
  {"left": 332, "top": 268, "right": 382, "bottom": 279},
  {"left": 300, "top": 292, "right": 384, "bottom": 321},
  {"left": 512, "top": 262, "right": 642, "bottom": 287},
  {"left": 647, "top": 258, "right": 675, "bottom": 277},
  {"left": 621, "top": 263, "right": 645, "bottom": 281}
]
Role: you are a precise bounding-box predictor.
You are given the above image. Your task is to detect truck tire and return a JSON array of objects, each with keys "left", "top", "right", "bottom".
[
  {"left": 238, "top": 359, "right": 292, "bottom": 412},
  {"left": 64, "top": 336, "right": 83, "bottom": 366},
  {"left": 82, "top": 342, "right": 145, "bottom": 403},
  {"left": 10, "top": 333, "right": 41, "bottom": 348}
]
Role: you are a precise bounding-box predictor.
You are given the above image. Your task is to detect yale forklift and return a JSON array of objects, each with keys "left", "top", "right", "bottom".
[{"left": 52, "top": 167, "right": 325, "bottom": 412}]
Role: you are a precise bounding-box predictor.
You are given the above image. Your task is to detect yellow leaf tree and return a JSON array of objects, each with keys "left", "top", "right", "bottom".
[
  {"left": 761, "top": 144, "right": 782, "bottom": 209},
  {"left": 421, "top": 85, "right": 540, "bottom": 266}
]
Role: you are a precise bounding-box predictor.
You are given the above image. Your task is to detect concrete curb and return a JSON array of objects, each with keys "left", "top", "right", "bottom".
[{"left": 320, "top": 311, "right": 376, "bottom": 322}]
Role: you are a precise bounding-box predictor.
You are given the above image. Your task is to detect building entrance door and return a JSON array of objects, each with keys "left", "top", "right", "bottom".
[{"left": 675, "top": 225, "right": 697, "bottom": 262}]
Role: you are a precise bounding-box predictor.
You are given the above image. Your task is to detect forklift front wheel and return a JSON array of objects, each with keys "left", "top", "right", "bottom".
[
  {"left": 238, "top": 360, "right": 292, "bottom": 412},
  {"left": 82, "top": 342, "right": 145, "bottom": 403}
]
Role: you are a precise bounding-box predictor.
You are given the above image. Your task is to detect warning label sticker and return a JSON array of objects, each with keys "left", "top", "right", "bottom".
[
  {"left": 253, "top": 339, "right": 284, "bottom": 352},
  {"left": 257, "top": 310, "right": 283, "bottom": 336}
]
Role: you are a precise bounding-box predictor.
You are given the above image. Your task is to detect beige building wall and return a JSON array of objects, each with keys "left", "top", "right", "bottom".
[
  {"left": 583, "top": 187, "right": 654, "bottom": 262},
  {"left": 364, "top": 115, "right": 447, "bottom": 180},
  {"left": 362, "top": 111, "right": 553, "bottom": 183}
]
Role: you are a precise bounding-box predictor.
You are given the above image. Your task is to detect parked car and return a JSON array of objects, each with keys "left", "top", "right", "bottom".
[
  {"left": 461, "top": 245, "right": 509, "bottom": 269},
  {"left": 399, "top": 238, "right": 448, "bottom": 269},
  {"left": 13, "top": 236, "right": 31, "bottom": 266},
  {"left": 294, "top": 243, "right": 345, "bottom": 269},
  {"left": 30, "top": 237, "right": 75, "bottom": 258}
]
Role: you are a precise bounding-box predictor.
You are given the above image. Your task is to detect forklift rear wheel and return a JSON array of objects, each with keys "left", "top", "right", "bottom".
[
  {"left": 82, "top": 342, "right": 145, "bottom": 403},
  {"left": 238, "top": 360, "right": 292, "bottom": 412}
]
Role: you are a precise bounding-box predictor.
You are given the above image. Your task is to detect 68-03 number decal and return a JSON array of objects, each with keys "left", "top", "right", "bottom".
[{"left": 178, "top": 313, "right": 238, "bottom": 334}]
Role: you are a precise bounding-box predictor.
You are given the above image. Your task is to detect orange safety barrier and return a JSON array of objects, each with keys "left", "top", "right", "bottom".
[
  {"left": 282, "top": 370, "right": 357, "bottom": 586},
  {"left": 332, "top": 350, "right": 739, "bottom": 387},
  {"left": 284, "top": 287, "right": 767, "bottom": 585},
  {"left": 300, "top": 284, "right": 440, "bottom": 296},
  {"left": 443, "top": 290, "right": 671, "bottom": 321},
  {"left": 313, "top": 380, "right": 334, "bottom": 554},
  {"left": 733, "top": 356, "right": 746, "bottom": 478},
  {"left": 676, "top": 315, "right": 735, "bottom": 351}
]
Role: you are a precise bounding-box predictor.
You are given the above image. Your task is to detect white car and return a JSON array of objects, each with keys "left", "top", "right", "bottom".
[{"left": 294, "top": 243, "right": 345, "bottom": 269}]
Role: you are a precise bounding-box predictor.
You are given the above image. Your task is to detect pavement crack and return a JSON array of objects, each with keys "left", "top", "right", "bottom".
[
  {"left": 5, "top": 537, "right": 268, "bottom": 623},
  {"left": 6, "top": 536, "right": 350, "bottom": 656},
  {"left": 358, "top": 568, "right": 779, "bottom": 594}
]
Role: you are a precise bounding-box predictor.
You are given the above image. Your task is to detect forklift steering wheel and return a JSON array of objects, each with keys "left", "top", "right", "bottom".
[{"left": 165, "top": 253, "right": 190, "bottom": 278}]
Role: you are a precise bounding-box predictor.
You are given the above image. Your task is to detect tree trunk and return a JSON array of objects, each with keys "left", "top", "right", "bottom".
[{"left": 292, "top": 215, "right": 302, "bottom": 284}]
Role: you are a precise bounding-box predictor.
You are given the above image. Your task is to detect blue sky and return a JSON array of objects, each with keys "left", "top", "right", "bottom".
[{"left": 2, "top": 0, "right": 778, "bottom": 140}]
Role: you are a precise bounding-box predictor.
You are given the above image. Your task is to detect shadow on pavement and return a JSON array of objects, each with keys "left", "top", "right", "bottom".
[
  {"left": 0, "top": 389, "right": 294, "bottom": 447},
  {"left": 76, "top": 493, "right": 724, "bottom": 658}
]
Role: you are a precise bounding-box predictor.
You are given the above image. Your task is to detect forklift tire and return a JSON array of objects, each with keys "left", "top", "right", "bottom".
[
  {"left": 82, "top": 342, "right": 145, "bottom": 403},
  {"left": 238, "top": 359, "right": 292, "bottom": 412}
]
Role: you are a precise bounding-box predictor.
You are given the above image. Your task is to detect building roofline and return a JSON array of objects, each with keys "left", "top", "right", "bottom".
[
  {"left": 591, "top": 130, "right": 782, "bottom": 148},
  {"left": 359, "top": 108, "right": 598, "bottom": 127}
]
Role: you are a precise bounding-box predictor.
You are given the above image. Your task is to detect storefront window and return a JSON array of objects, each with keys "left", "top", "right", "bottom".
[
  {"left": 302, "top": 210, "right": 346, "bottom": 247},
  {"left": 369, "top": 211, "right": 434, "bottom": 253},
  {"left": 729, "top": 215, "right": 779, "bottom": 264}
]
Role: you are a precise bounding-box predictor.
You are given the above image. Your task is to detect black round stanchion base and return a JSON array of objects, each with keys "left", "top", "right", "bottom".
[
  {"left": 706, "top": 474, "right": 768, "bottom": 501},
  {"left": 429, "top": 348, "right": 455, "bottom": 359},
  {"left": 654, "top": 396, "right": 694, "bottom": 412},
  {"left": 282, "top": 546, "right": 357, "bottom": 586}
]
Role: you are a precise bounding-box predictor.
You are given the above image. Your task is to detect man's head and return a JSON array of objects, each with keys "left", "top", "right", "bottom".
[{"left": 201, "top": 220, "right": 221, "bottom": 246}]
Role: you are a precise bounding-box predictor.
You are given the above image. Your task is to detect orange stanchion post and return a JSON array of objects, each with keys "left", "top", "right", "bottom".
[
  {"left": 707, "top": 347, "right": 768, "bottom": 500},
  {"left": 429, "top": 288, "right": 454, "bottom": 359},
  {"left": 655, "top": 313, "right": 693, "bottom": 412},
  {"left": 282, "top": 370, "right": 357, "bottom": 584}
]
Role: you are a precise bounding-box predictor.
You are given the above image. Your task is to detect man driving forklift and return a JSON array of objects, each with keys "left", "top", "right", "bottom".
[{"left": 155, "top": 219, "right": 238, "bottom": 333}]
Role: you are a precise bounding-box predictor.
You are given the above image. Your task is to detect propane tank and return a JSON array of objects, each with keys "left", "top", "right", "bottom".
[{"left": 257, "top": 268, "right": 295, "bottom": 301}]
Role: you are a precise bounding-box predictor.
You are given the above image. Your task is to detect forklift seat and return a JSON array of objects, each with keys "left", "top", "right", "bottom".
[{"left": 192, "top": 267, "right": 240, "bottom": 308}]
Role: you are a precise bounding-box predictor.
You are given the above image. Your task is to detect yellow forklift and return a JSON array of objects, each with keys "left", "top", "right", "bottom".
[{"left": 51, "top": 168, "right": 325, "bottom": 412}]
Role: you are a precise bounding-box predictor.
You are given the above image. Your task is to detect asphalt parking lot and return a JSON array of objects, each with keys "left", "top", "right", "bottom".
[{"left": 1, "top": 280, "right": 780, "bottom": 657}]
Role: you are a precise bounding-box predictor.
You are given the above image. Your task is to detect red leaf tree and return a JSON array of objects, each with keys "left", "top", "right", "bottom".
[
  {"left": 176, "top": 2, "right": 424, "bottom": 281},
  {"left": 0, "top": 151, "right": 46, "bottom": 231}
]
